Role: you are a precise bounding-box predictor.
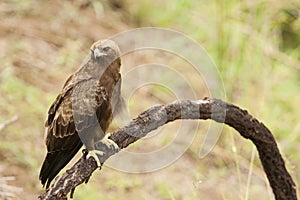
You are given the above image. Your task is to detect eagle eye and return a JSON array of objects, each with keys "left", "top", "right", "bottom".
[{"left": 102, "top": 47, "right": 111, "bottom": 52}]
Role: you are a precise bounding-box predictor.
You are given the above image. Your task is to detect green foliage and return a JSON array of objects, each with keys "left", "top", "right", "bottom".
[
  {"left": 156, "top": 182, "right": 177, "bottom": 200},
  {"left": 74, "top": 185, "right": 105, "bottom": 199},
  {"left": 0, "top": 67, "right": 46, "bottom": 169},
  {"left": 126, "top": 0, "right": 300, "bottom": 141},
  {"left": 124, "top": 0, "right": 300, "bottom": 198}
]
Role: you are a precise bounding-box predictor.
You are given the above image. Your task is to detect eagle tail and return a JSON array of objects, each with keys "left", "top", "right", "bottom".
[{"left": 39, "top": 143, "right": 82, "bottom": 188}]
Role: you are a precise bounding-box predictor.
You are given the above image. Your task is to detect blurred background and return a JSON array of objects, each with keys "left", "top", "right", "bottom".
[{"left": 0, "top": 0, "right": 299, "bottom": 199}]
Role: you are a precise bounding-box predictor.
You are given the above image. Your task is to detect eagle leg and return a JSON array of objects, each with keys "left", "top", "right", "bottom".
[
  {"left": 99, "top": 133, "right": 120, "bottom": 151},
  {"left": 86, "top": 150, "right": 104, "bottom": 167},
  {"left": 86, "top": 133, "right": 119, "bottom": 167}
]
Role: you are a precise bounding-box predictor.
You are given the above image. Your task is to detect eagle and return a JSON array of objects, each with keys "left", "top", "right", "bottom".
[{"left": 39, "top": 39, "right": 122, "bottom": 189}]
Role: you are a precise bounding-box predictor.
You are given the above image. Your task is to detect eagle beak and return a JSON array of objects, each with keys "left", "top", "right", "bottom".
[{"left": 91, "top": 48, "right": 107, "bottom": 59}]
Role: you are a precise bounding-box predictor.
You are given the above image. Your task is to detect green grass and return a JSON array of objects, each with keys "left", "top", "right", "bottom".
[
  {"left": 156, "top": 182, "right": 177, "bottom": 200},
  {"left": 124, "top": 0, "right": 300, "bottom": 199}
]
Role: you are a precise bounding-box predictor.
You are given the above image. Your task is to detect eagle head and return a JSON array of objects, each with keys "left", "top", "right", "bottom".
[{"left": 90, "top": 39, "right": 121, "bottom": 64}]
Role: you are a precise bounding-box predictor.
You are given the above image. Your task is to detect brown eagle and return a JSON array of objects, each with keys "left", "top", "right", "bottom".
[{"left": 39, "top": 40, "right": 122, "bottom": 188}]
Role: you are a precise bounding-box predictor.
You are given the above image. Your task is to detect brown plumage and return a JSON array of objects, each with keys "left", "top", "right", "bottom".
[{"left": 39, "top": 40, "right": 122, "bottom": 188}]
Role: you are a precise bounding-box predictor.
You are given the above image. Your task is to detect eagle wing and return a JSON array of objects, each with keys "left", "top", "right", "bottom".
[{"left": 39, "top": 75, "right": 108, "bottom": 188}]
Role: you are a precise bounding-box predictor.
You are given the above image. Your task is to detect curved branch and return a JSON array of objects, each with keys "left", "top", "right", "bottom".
[{"left": 38, "top": 98, "right": 297, "bottom": 200}]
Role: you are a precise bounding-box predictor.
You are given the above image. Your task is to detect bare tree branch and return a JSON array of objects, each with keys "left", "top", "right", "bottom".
[
  {"left": 0, "top": 115, "right": 18, "bottom": 133},
  {"left": 38, "top": 98, "right": 297, "bottom": 200}
]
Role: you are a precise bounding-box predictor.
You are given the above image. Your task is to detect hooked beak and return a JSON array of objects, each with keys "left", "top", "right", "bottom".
[{"left": 91, "top": 48, "right": 107, "bottom": 59}]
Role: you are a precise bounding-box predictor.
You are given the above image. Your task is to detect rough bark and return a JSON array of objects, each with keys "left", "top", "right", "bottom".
[{"left": 38, "top": 98, "right": 297, "bottom": 200}]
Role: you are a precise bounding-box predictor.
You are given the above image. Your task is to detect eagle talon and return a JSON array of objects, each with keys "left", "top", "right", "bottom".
[
  {"left": 86, "top": 150, "right": 104, "bottom": 167},
  {"left": 101, "top": 133, "right": 120, "bottom": 152}
]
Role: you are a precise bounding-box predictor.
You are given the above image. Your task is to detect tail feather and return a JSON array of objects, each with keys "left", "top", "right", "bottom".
[{"left": 39, "top": 142, "right": 82, "bottom": 188}]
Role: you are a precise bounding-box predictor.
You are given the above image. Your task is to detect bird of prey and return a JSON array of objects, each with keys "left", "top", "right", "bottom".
[{"left": 39, "top": 39, "right": 122, "bottom": 189}]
